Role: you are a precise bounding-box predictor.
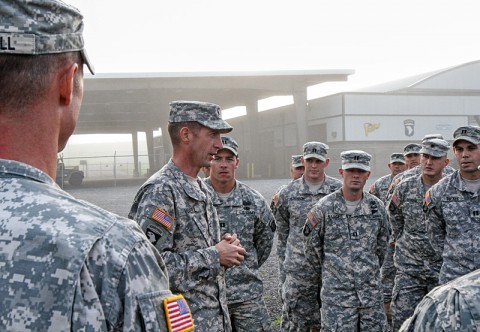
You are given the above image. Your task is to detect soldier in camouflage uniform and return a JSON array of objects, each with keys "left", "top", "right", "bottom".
[
  {"left": 275, "top": 142, "right": 342, "bottom": 331},
  {"left": 271, "top": 155, "right": 305, "bottom": 216},
  {"left": 387, "top": 139, "right": 451, "bottom": 331},
  {"left": 369, "top": 153, "right": 406, "bottom": 326},
  {"left": 205, "top": 136, "right": 275, "bottom": 331},
  {"left": 399, "top": 268, "right": 480, "bottom": 331},
  {"left": 0, "top": 1, "right": 187, "bottom": 330},
  {"left": 425, "top": 125, "right": 480, "bottom": 285},
  {"left": 129, "top": 101, "right": 247, "bottom": 332},
  {"left": 303, "top": 150, "right": 389, "bottom": 332}
]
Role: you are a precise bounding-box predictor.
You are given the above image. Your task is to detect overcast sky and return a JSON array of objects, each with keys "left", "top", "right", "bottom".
[{"left": 68, "top": 0, "right": 479, "bottom": 96}]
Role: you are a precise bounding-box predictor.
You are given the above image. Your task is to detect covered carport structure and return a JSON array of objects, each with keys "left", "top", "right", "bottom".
[{"left": 76, "top": 69, "right": 354, "bottom": 177}]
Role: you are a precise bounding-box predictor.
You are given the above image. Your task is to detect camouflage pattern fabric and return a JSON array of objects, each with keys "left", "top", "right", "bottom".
[
  {"left": 387, "top": 174, "right": 443, "bottom": 330},
  {"left": 399, "top": 268, "right": 480, "bottom": 332},
  {"left": 129, "top": 159, "right": 231, "bottom": 332},
  {"left": 322, "top": 302, "right": 388, "bottom": 332},
  {"left": 0, "top": 159, "right": 174, "bottom": 331},
  {"left": 370, "top": 173, "right": 395, "bottom": 203},
  {"left": 369, "top": 174, "right": 396, "bottom": 306},
  {"left": 303, "top": 189, "right": 389, "bottom": 331},
  {"left": 205, "top": 178, "right": 274, "bottom": 331},
  {"left": 168, "top": 100, "right": 232, "bottom": 133},
  {"left": 275, "top": 175, "right": 341, "bottom": 331},
  {"left": 425, "top": 171, "right": 480, "bottom": 285}
]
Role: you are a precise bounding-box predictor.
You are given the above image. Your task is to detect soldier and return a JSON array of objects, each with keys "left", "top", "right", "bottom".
[
  {"left": 275, "top": 142, "right": 341, "bottom": 331},
  {"left": 387, "top": 139, "right": 450, "bottom": 331},
  {"left": 369, "top": 152, "right": 407, "bottom": 326},
  {"left": 399, "top": 268, "right": 480, "bottom": 331},
  {"left": 271, "top": 154, "right": 305, "bottom": 214},
  {"left": 303, "top": 150, "right": 389, "bottom": 332},
  {"left": 425, "top": 125, "right": 480, "bottom": 285},
  {"left": 129, "top": 101, "right": 246, "bottom": 331},
  {"left": 275, "top": 142, "right": 342, "bottom": 331},
  {"left": 205, "top": 136, "right": 275, "bottom": 332},
  {"left": 0, "top": 1, "right": 186, "bottom": 331},
  {"left": 370, "top": 153, "right": 407, "bottom": 202}
]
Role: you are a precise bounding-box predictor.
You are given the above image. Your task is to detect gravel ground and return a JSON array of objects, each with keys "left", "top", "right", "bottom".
[{"left": 66, "top": 177, "right": 287, "bottom": 331}]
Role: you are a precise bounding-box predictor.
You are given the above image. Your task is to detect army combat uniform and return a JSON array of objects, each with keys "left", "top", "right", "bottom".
[
  {"left": 399, "top": 268, "right": 480, "bottom": 331},
  {"left": 388, "top": 174, "right": 443, "bottom": 330},
  {"left": 206, "top": 178, "right": 275, "bottom": 331},
  {"left": 303, "top": 189, "right": 389, "bottom": 332},
  {"left": 425, "top": 170, "right": 480, "bottom": 285},
  {"left": 0, "top": 159, "right": 180, "bottom": 331},
  {"left": 129, "top": 160, "right": 230, "bottom": 331},
  {"left": 275, "top": 175, "right": 341, "bottom": 331}
]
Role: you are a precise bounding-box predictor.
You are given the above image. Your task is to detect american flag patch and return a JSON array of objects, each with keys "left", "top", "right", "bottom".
[
  {"left": 272, "top": 194, "right": 279, "bottom": 206},
  {"left": 391, "top": 194, "right": 401, "bottom": 207},
  {"left": 151, "top": 208, "right": 174, "bottom": 230},
  {"left": 424, "top": 190, "right": 432, "bottom": 206},
  {"left": 307, "top": 211, "right": 319, "bottom": 227},
  {"left": 164, "top": 295, "right": 194, "bottom": 332}
]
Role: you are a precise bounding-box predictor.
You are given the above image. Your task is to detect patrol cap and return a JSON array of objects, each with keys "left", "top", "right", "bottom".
[
  {"left": 341, "top": 150, "right": 372, "bottom": 171},
  {"left": 422, "top": 133, "right": 444, "bottom": 142},
  {"left": 403, "top": 143, "right": 422, "bottom": 156},
  {"left": 452, "top": 125, "right": 480, "bottom": 146},
  {"left": 419, "top": 138, "right": 450, "bottom": 157},
  {"left": 303, "top": 142, "right": 329, "bottom": 162},
  {"left": 0, "top": 0, "right": 94, "bottom": 74},
  {"left": 169, "top": 101, "right": 233, "bottom": 133},
  {"left": 291, "top": 155, "right": 303, "bottom": 168},
  {"left": 220, "top": 136, "right": 238, "bottom": 156},
  {"left": 389, "top": 153, "right": 406, "bottom": 164}
]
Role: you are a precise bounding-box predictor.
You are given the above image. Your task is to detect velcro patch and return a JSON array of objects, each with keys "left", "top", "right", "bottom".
[
  {"left": 424, "top": 190, "right": 432, "bottom": 207},
  {"left": 391, "top": 194, "right": 401, "bottom": 208},
  {"left": 307, "top": 211, "right": 319, "bottom": 228},
  {"left": 164, "top": 294, "right": 194, "bottom": 332},
  {"left": 272, "top": 194, "right": 279, "bottom": 206},
  {"left": 151, "top": 208, "right": 174, "bottom": 230}
]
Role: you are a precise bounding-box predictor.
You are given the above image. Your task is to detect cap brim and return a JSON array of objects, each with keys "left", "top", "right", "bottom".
[
  {"left": 404, "top": 151, "right": 420, "bottom": 156},
  {"left": 419, "top": 148, "right": 447, "bottom": 157},
  {"left": 390, "top": 159, "right": 406, "bottom": 164},
  {"left": 219, "top": 146, "right": 238, "bottom": 156},
  {"left": 81, "top": 49, "right": 95, "bottom": 75},
  {"left": 342, "top": 163, "right": 371, "bottom": 171},
  {"left": 199, "top": 119, "right": 233, "bottom": 133},
  {"left": 292, "top": 163, "right": 303, "bottom": 168},
  {"left": 453, "top": 136, "right": 480, "bottom": 146},
  {"left": 303, "top": 154, "right": 326, "bottom": 162}
]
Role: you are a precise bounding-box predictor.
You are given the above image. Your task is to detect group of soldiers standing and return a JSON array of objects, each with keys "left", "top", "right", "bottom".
[
  {"left": 272, "top": 126, "right": 480, "bottom": 331},
  {"left": 1, "top": 1, "right": 479, "bottom": 330}
]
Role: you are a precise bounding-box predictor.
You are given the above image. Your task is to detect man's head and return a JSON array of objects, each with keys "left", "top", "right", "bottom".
[
  {"left": 210, "top": 136, "right": 239, "bottom": 188},
  {"left": 290, "top": 155, "right": 304, "bottom": 180},
  {"left": 0, "top": 0, "right": 91, "bottom": 156},
  {"left": 302, "top": 142, "right": 330, "bottom": 183},
  {"left": 452, "top": 125, "right": 480, "bottom": 179},
  {"left": 419, "top": 138, "right": 450, "bottom": 179},
  {"left": 339, "top": 150, "right": 372, "bottom": 193},
  {"left": 388, "top": 153, "right": 407, "bottom": 176},
  {"left": 403, "top": 143, "right": 422, "bottom": 169},
  {"left": 168, "top": 101, "right": 232, "bottom": 168}
]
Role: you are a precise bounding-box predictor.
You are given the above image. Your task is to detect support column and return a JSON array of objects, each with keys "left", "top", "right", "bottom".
[
  {"left": 244, "top": 99, "right": 258, "bottom": 178},
  {"left": 146, "top": 129, "right": 155, "bottom": 175},
  {"left": 131, "top": 131, "right": 139, "bottom": 176}
]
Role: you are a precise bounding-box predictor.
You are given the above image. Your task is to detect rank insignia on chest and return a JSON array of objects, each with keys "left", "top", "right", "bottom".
[
  {"left": 151, "top": 208, "right": 175, "bottom": 230},
  {"left": 350, "top": 230, "right": 360, "bottom": 240},
  {"left": 164, "top": 294, "right": 194, "bottom": 332}
]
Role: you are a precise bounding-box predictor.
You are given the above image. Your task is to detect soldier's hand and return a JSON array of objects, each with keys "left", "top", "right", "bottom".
[
  {"left": 216, "top": 236, "right": 246, "bottom": 268},
  {"left": 222, "top": 233, "right": 242, "bottom": 247}
]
